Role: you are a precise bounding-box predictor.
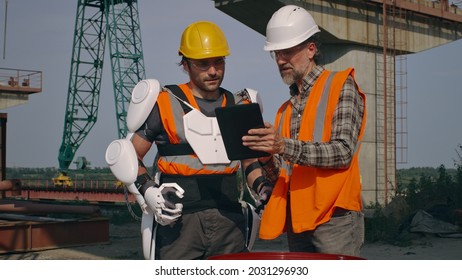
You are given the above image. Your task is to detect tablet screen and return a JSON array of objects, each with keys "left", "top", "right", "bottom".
[{"left": 215, "top": 103, "right": 270, "bottom": 160}]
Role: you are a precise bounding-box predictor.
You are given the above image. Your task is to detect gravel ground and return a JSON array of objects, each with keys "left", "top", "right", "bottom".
[{"left": 1, "top": 221, "right": 462, "bottom": 260}]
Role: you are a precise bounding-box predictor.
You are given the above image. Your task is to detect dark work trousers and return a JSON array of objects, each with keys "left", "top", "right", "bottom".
[
  {"left": 155, "top": 208, "right": 248, "bottom": 259},
  {"left": 285, "top": 195, "right": 365, "bottom": 257}
]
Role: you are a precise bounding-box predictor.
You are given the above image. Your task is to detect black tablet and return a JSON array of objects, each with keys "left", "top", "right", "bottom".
[{"left": 215, "top": 103, "right": 270, "bottom": 160}]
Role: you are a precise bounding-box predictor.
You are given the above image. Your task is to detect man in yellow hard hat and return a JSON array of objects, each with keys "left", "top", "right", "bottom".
[{"left": 128, "top": 21, "right": 271, "bottom": 259}]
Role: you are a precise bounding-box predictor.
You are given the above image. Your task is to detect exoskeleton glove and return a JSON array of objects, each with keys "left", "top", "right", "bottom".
[
  {"left": 138, "top": 180, "right": 185, "bottom": 226},
  {"left": 255, "top": 180, "right": 273, "bottom": 214},
  {"left": 257, "top": 182, "right": 273, "bottom": 205}
]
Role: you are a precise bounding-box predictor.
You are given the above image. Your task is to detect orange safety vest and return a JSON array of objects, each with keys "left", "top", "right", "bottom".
[
  {"left": 259, "top": 68, "right": 367, "bottom": 240},
  {"left": 155, "top": 83, "right": 241, "bottom": 176}
]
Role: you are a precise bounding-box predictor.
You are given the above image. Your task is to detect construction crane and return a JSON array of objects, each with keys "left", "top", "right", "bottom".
[{"left": 57, "top": 0, "right": 145, "bottom": 173}]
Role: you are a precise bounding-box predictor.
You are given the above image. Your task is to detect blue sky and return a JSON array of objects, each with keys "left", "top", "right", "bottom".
[{"left": 1, "top": 0, "right": 462, "bottom": 169}]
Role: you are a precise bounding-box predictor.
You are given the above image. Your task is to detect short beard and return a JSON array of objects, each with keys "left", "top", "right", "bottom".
[
  {"left": 280, "top": 69, "right": 304, "bottom": 86},
  {"left": 280, "top": 59, "right": 312, "bottom": 86}
]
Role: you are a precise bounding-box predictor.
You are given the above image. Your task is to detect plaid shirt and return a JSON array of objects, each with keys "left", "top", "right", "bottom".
[{"left": 263, "top": 65, "right": 365, "bottom": 181}]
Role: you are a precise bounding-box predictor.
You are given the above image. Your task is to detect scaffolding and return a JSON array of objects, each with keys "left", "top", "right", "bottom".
[{"left": 376, "top": 1, "right": 408, "bottom": 205}]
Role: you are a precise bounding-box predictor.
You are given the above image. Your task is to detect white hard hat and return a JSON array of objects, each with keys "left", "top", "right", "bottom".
[{"left": 264, "top": 5, "right": 320, "bottom": 51}]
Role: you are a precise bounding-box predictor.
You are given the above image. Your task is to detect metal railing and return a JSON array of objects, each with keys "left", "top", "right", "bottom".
[{"left": 0, "top": 67, "right": 42, "bottom": 91}]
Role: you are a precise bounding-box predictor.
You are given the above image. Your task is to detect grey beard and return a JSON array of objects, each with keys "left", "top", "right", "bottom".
[{"left": 281, "top": 70, "right": 304, "bottom": 86}]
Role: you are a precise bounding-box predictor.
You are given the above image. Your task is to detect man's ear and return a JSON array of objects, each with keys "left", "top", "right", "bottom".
[
  {"left": 182, "top": 59, "right": 190, "bottom": 74},
  {"left": 307, "top": 42, "right": 317, "bottom": 59}
]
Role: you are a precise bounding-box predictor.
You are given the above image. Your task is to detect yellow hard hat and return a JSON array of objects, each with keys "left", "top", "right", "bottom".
[{"left": 178, "top": 21, "right": 230, "bottom": 59}]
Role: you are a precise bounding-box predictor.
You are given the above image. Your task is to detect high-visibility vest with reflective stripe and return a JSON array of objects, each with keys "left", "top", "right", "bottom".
[
  {"left": 156, "top": 84, "right": 241, "bottom": 175},
  {"left": 259, "top": 68, "right": 367, "bottom": 240}
]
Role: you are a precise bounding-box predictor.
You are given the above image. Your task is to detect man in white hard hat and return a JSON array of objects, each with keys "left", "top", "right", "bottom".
[{"left": 243, "top": 5, "right": 367, "bottom": 257}]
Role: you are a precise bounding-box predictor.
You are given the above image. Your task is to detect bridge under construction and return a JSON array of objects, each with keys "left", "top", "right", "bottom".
[{"left": 0, "top": 0, "right": 461, "bottom": 254}]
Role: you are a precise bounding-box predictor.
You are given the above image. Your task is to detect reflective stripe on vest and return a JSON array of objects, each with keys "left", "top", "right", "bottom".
[{"left": 313, "top": 72, "right": 335, "bottom": 142}]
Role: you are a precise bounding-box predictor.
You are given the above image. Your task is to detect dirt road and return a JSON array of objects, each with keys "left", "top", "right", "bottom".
[{"left": 1, "top": 221, "right": 462, "bottom": 260}]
